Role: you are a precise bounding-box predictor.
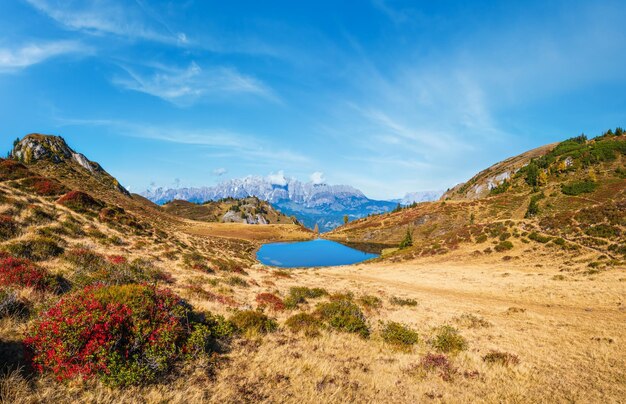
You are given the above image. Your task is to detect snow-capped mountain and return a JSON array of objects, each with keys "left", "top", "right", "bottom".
[
  {"left": 397, "top": 190, "right": 444, "bottom": 205},
  {"left": 142, "top": 174, "right": 397, "bottom": 232}
]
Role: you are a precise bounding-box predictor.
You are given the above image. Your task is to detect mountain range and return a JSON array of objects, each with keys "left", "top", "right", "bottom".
[{"left": 142, "top": 177, "right": 441, "bottom": 232}]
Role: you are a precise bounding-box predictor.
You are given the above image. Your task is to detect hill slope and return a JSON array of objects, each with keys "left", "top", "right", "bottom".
[
  {"left": 163, "top": 197, "right": 299, "bottom": 225},
  {"left": 327, "top": 129, "right": 626, "bottom": 267}
]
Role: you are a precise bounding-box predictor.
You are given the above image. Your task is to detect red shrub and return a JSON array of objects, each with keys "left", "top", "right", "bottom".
[
  {"left": 19, "top": 176, "right": 68, "bottom": 196},
  {"left": 0, "top": 254, "right": 50, "bottom": 290},
  {"left": 25, "top": 284, "right": 191, "bottom": 385},
  {"left": 56, "top": 191, "right": 103, "bottom": 213},
  {"left": 32, "top": 178, "right": 67, "bottom": 196},
  {"left": 107, "top": 255, "right": 127, "bottom": 265},
  {"left": 255, "top": 293, "right": 285, "bottom": 311}
]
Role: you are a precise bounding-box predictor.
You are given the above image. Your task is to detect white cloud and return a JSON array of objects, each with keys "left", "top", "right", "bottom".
[
  {"left": 212, "top": 167, "right": 227, "bottom": 176},
  {"left": 310, "top": 171, "right": 325, "bottom": 184},
  {"left": 25, "top": 0, "right": 182, "bottom": 44},
  {"left": 0, "top": 41, "right": 87, "bottom": 71},
  {"left": 55, "top": 117, "right": 311, "bottom": 165},
  {"left": 267, "top": 170, "right": 287, "bottom": 186},
  {"left": 112, "top": 62, "right": 275, "bottom": 106}
]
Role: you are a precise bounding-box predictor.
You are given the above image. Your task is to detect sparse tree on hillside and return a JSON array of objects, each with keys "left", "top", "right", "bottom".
[
  {"left": 343, "top": 215, "right": 349, "bottom": 224},
  {"left": 399, "top": 227, "right": 413, "bottom": 249}
]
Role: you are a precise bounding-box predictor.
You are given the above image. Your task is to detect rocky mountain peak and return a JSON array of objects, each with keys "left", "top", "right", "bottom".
[
  {"left": 13, "top": 134, "right": 97, "bottom": 172},
  {"left": 11, "top": 133, "right": 130, "bottom": 196}
]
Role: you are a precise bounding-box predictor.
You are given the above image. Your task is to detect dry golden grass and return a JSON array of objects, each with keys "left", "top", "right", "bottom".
[
  {"left": 184, "top": 221, "right": 314, "bottom": 242},
  {"left": 1, "top": 153, "right": 624, "bottom": 403}
]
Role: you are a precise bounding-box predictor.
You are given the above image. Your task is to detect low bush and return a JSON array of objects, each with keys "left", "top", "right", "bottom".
[
  {"left": 255, "top": 293, "right": 285, "bottom": 311},
  {"left": 430, "top": 326, "right": 467, "bottom": 353},
  {"left": 528, "top": 232, "right": 552, "bottom": 243},
  {"left": 585, "top": 224, "right": 620, "bottom": 238},
  {"left": 25, "top": 284, "right": 192, "bottom": 385},
  {"left": 17, "top": 176, "right": 68, "bottom": 196},
  {"left": 284, "top": 286, "right": 328, "bottom": 309},
  {"left": 389, "top": 296, "right": 418, "bottom": 307},
  {"left": 0, "top": 215, "right": 20, "bottom": 241},
  {"left": 182, "top": 252, "right": 212, "bottom": 273},
  {"left": 285, "top": 312, "right": 322, "bottom": 337},
  {"left": 482, "top": 350, "right": 520, "bottom": 366},
  {"left": 224, "top": 275, "right": 248, "bottom": 287},
  {"left": 71, "top": 256, "right": 164, "bottom": 288},
  {"left": 358, "top": 294, "right": 382, "bottom": 310},
  {"left": 494, "top": 240, "right": 513, "bottom": 252},
  {"left": 3, "top": 237, "right": 64, "bottom": 262},
  {"left": 184, "top": 314, "right": 235, "bottom": 359},
  {"left": 0, "top": 254, "right": 53, "bottom": 290},
  {"left": 561, "top": 180, "right": 597, "bottom": 196},
  {"left": 26, "top": 206, "right": 56, "bottom": 225},
  {"left": 475, "top": 234, "right": 488, "bottom": 243},
  {"left": 409, "top": 353, "right": 456, "bottom": 381},
  {"left": 380, "top": 321, "right": 419, "bottom": 347},
  {"left": 315, "top": 299, "right": 369, "bottom": 338},
  {"left": 63, "top": 247, "right": 106, "bottom": 268},
  {"left": 229, "top": 310, "right": 277, "bottom": 336},
  {"left": 56, "top": 191, "right": 104, "bottom": 214}
]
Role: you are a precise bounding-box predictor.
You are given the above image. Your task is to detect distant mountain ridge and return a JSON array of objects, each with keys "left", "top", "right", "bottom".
[{"left": 142, "top": 176, "right": 408, "bottom": 232}]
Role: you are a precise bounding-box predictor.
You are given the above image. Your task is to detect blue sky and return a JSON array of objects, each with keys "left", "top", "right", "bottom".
[{"left": 1, "top": 0, "right": 625, "bottom": 199}]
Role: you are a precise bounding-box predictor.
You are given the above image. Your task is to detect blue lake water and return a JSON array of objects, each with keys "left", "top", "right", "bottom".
[{"left": 257, "top": 239, "right": 378, "bottom": 268}]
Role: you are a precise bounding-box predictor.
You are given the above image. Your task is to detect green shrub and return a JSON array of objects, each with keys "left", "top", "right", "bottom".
[
  {"left": 315, "top": 299, "right": 369, "bottom": 338},
  {"left": 389, "top": 296, "right": 418, "bottom": 307},
  {"left": 528, "top": 232, "right": 552, "bottom": 243},
  {"left": 489, "top": 180, "right": 510, "bottom": 195},
  {"left": 284, "top": 286, "right": 328, "bottom": 309},
  {"left": 585, "top": 224, "right": 620, "bottom": 238},
  {"left": 399, "top": 228, "right": 413, "bottom": 248},
  {"left": 285, "top": 312, "right": 322, "bottom": 337},
  {"left": 430, "top": 326, "right": 467, "bottom": 353},
  {"left": 380, "top": 321, "right": 419, "bottom": 347},
  {"left": 358, "top": 294, "right": 382, "bottom": 310},
  {"left": 184, "top": 314, "right": 235, "bottom": 359},
  {"left": 525, "top": 193, "right": 544, "bottom": 218},
  {"left": 3, "top": 237, "right": 64, "bottom": 261},
  {"left": 229, "top": 310, "right": 277, "bottom": 335},
  {"left": 475, "top": 234, "right": 488, "bottom": 243},
  {"left": 561, "top": 180, "right": 597, "bottom": 196},
  {"left": 494, "top": 240, "right": 513, "bottom": 252},
  {"left": 224, "top": 275, "right": 248, "bottom": 287}
]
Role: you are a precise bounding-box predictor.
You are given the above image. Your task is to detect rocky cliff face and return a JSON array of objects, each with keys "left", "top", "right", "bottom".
[{"left": 12, "top": 134, "right": 130, "bottom": 196}]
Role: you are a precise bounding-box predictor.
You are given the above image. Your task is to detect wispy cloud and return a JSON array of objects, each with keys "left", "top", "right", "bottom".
[
  {"left": 111, "top": 62, "right": 276, "bottom": 106},
  {"left": 25, "top": 0, "right": 185, "bottom": 44},
  {"left": 55, "top": 117, "right": 310, "bottom": 165},
  {"left": 0, "top": 40, "right": 87, "bottom": 71}
]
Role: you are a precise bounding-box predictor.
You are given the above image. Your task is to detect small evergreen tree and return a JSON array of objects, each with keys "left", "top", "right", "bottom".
[
  {"left": 343, "top": 215, "right": 349, "bottom": 224},
  {"left": 399, "top": 228, "right": 413, "bottom": 248}
]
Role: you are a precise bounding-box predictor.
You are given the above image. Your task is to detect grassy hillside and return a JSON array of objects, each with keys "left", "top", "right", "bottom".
[
  {"left": 0, "top": 133, "right": 624, "bottom": 402},
  {"left": 163, "top": 197, "right": 299, "bottom": 225},
  {"left": 327, "top": 129, "right": 626, "bottom": 270}
]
